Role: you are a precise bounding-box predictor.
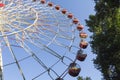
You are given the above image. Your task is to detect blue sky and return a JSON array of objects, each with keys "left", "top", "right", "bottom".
[{"left": 1, "top": 0, "right": 103, "bottom": 80}]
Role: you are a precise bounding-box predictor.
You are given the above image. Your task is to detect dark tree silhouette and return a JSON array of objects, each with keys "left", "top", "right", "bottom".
[
  {"left": 86, "top": 0, "right": 120, "bottom": 80},
  {"left": 77, "top": 76, "right": 92, "bottom": 80}
]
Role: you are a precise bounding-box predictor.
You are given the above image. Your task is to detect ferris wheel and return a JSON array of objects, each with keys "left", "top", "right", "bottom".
[{"left": 0, "top": 0, "right": 88, "bottom": 80}]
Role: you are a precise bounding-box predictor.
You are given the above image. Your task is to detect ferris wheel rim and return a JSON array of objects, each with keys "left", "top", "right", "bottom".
[{"left": 0, "top": 0, "right": 89, "bottom": 80}]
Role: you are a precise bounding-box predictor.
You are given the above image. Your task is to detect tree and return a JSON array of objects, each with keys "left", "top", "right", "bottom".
[
  {"left": 86, "top": 0, "right": 120, "bottom": 80},
  {"left": 77, "top": 76, "right": 92, "bottom": 80}
]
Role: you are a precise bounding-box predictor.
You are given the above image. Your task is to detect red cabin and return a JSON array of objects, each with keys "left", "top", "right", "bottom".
[
  {"left": 48, "top": 2, "right": 53, "bottom": 7},
  {"left": 68, "top": 63, "right": 81, "bottom": 77},
  {"left": 76, "top": 53, "right": 87, "bottom": 61},
  {"left": 79, "top": 32, "right": 88, "bottom": 38},
  {"left": 40, "top": 0, "right": 46, "bottom": 4},
  {"left": 73, "top": 18, "right": 79, "bottom": 24},
  {"left": 0, "top": 3, "right": 5, "bottom": 7},
  {"left": 80, "top": 40, "right": 88, "bottom": 49},
  {"left": 61, "top": 9, "right": 67, "bottom": 14},
  {"left": 77, "top": 24, "right": 84, "bottom": 31},
  {"left": 67, "top": 13, "right": 73, "bottom": 19},
  {"left": 55, "top": 5, "right": 60, "bottom": 10},
  {"left": 55, "top": 78, "right": 63, "bottom": 80}
]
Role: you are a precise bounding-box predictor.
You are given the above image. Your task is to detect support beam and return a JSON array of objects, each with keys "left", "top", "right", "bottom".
[{"left": 0, "top": 44, "right": 3, "bottom": 80}]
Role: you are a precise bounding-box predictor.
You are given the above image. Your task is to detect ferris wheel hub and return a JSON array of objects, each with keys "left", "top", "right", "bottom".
[{"left": 0, "top": 2, "right": 38, "bottom": 36}]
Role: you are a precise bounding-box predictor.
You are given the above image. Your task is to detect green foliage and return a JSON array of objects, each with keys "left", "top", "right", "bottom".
[
  {"left": 86, "top": 0, "right": 120, "bottom": 80},
  {"left": 77, "top": 76, "right": 92, "bottom": 80}
]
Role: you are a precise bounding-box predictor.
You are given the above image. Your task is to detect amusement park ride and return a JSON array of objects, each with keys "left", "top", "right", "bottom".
[{"left": 0, "top": 0, "right": 88, "bottom": 80}]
